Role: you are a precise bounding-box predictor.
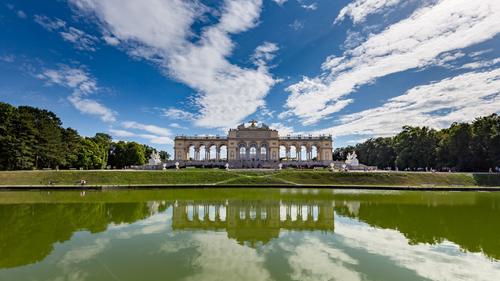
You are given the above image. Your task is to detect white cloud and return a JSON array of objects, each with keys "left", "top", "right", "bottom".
[
  {"left": 335, "top": 0, "right": 405, "bottom": 24},
  {"left": 314, "top": 68, "right": 500, "bottom": 137},
  {"left": 122, "top": 121, "right": 170, "bottom": 136},
  {"left": 162, "top": 107, "right": 195, "bottom": 121},
  {"left": 287, "top": 237, "right": 361, "bottom": 281},
  {"left": 335, "top": 217, "right": 500, "bottom": 281},
  {"left": 17, "top": 10, "right": 27, "bottom": 19},
  {"left": 272, "top": 0, "right": 288, "bottom": 5},
  {"left": 251, "top": 42, "right": 279, "bottom": 67},
  {"left": 70, "top": 0, "right": 277, "bottom": 129},
  {"left": 270, "top": 122, "right": 294, "bottom": 136},
  {"left": 68, "top": 95, "right": 117, "bottom": 122},
  {"left": 102, "top": 35, "right": 120, "bottom": 46},
  {"left": 37, "top": 65, "right": 117, "bottom": 122},
  {"left": 110, "top": 122, "right": 173, "bottom": 145},
  {"left": 60, "top": 27, "right": 99, "bottom": 51},
  {"left": 185, "top": 233, "right": 272, "bottom": 281},
  {"left": 109, "top": 129, "right": 135, "bottom": 137},
  {"left": 286, "top": 0, "right": 500, "bottom": 125},
  {"left": 289, "top": 19, "right": 304, "bottom": 31},
  {"left": 34, "top": 15, "right": 66, "bottom": 31},
  {"left": 460, "top": 57, "right": 500, "bottom": 70},
  {"left": 169, "top": 123, "right": 186, "bottom": 129},
  {"left": 34, "top": 15, "right": 98, "bottom": 51},
  {"left": 301, "top": 3, "right": 317, "bottom": 11},
  {"left": 0, "top": 54, "right": 15, "bottom": 63}
]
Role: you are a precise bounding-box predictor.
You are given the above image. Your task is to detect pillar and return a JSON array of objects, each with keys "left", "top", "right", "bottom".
[{"left": 195, "top": 147, "right": 200, "bottom": 160}]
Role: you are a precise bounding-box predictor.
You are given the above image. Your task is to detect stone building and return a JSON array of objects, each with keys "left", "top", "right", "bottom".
[{"left": 173, "top": 120, "right": 333, "bottom": 168}]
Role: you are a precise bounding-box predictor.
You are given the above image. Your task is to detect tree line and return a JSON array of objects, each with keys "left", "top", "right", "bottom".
[
  {"left": 333, "top": 114, "right": 500, "bottom": 172},
  {"left": 0, "top": 102, "right": 169, "bottom": 170}
]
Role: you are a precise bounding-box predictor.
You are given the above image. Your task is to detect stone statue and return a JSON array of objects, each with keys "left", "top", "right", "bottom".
[
  {"left": 175, "top": 162, "right": 179, "bottom": 170},
  {"left": 148, "top": 151, "right": 162, "bottom": 165},
  {"left": 225, "top": 163, "right": 230, "bottom": 170},
  {"left": 345, "top": 151, "right": 359, "bottom": 166}
]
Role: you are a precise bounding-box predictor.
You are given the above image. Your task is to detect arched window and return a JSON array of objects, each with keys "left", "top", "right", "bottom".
[
  {"left": 311, "top": 145, "right": 318, "bottom": 161},
  {"left": 219, "top": 145, "right": 228, "bottom": 160},
  {"left": 260, "top": 146, "right": 267, "bottom": 160},
  {"left": 239, "top": 146, "right": 246, "bottom": 160},
  {"left": 249, "top": 146, "right": 257, "bottom": 159}
]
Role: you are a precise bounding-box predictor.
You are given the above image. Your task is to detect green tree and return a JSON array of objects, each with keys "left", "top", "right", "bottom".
[
  {"left": 356, "top": 137, "right": 396, "bottom": 169},
  {"left": 393, "top": 126, "right": 438, "bottom": 170},
  {"left": 92, "top": 133, "right": 112, "bottom": 169},
  {"left": 75, "top": 138, "right": 105, "bottom": 169},
  {"left": 470, "top": 114, "right": 500, "bottom": 171},
  {"left": 62, "top": 128, "right": 82, "bottom": 168}
]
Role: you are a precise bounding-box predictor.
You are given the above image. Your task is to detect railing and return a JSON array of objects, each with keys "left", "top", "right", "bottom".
[
  {"left": 279, "top": 134, "right": 331, "bottom": 140},
  {"left": 175, "top": 135, "right": 228, "bottom": 140}
]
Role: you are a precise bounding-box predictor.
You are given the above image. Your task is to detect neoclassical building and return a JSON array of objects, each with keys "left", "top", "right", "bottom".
[{"left": 173, "top": 121, "right": 333, "bottom": 167}]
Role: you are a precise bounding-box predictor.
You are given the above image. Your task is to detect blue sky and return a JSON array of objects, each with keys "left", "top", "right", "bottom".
[{"left": 1, "top": 0, "right": 499, "bottom": 154}]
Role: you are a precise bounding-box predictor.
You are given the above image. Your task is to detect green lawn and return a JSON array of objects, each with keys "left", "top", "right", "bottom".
[{"left": 0, "top": 169, "right": 499, "bottom": 188}]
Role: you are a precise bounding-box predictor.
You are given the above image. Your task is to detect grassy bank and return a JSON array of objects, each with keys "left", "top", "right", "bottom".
[{"left": 0, "top": 169, "right": 500, "bottom": 188}]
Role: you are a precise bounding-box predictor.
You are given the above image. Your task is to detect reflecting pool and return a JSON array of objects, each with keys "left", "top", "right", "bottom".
[{"left": 1, "top": 188, "right": 500, "bottom": 281}]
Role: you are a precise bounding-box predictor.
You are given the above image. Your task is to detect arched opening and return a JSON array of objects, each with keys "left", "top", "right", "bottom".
[
  {"left": 249, "top": 146, "right": 257, "bottom": 160},
  {"left": 239, "top": 145, "right": 247, "bottom": 160},
  {"left": 311, "top": 145, "right": 318, "bottom": 161},
  {"left": 260, "top": 145, "right": 267, "bottom": 160},
  {"left": 300, "top": 145, "right": 307, "bottom": 161},
  {"left": 199, "top": 145, "right": 207, "bottom": 161},
  {"left": 219, "top": 145, "right": 228, "bottom": 160},
  {"left": 188, "top": 145, "right": 195, "bottom": 160},
  {"left": 209, "top": 145, "right": 217, "bottom": 160},
  {"left": 290, "top": 146, "right": 297, "bottom": 160},
  {"left": 279, "top": 145, "right": 287, "bottom": 160}
]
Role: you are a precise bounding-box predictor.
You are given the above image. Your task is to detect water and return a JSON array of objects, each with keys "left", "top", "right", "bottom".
[{"left": 1, "top": 188, "right": 499, "bottom": 281}]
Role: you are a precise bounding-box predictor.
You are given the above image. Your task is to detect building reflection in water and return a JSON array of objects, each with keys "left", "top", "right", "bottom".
[{"left": 172, "top": 199, "right": 334, "bottom": 246}]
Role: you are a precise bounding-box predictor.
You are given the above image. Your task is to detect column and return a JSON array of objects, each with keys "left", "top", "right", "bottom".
[
  {"left": 195, "top": 148, "right": 200, "bottom": 160},
  {"left": 286, "top": 147, "right": 290, "bottom": 160}
]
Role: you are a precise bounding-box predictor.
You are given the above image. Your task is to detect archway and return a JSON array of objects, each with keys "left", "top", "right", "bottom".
[
  {"left": 300, "top": 145, "right": 307, "bottom": 161},
  {"left": 209, "top": 145, "right": 217, "bottom": 160},
  {"left": 239, "top": 145, "right": 247, "bottom": 160},
  {"left": 188, "top": 145, "right": 196, "bottom": 160},
  {"left": 260, "top": 144, "right": 268, "bottom": 160},
  {"left": 279, "top": 145, "right": 287, "bottom": 160},
  {"left": 199, "top": 145, "right": 207, "bottom": 161},
  {"left": 311, "top": 145, "right": 318, "bottom": 161},
  {"left": 289, "top": 146, "right": 297, "bottom": 160},
  {"left": 249, "top": 146, "right": 257, "bottom": 160},
  {"left": 219, "top": 145, "right": 228, "bottom": 160}
]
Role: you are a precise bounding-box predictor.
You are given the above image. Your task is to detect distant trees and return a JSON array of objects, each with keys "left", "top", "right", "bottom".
[
  {"left": 335, "top": 114, "right": 500, "bottom": 172},
  {"left": 0, "top": 102, "right": 170, "bottom": 170}
]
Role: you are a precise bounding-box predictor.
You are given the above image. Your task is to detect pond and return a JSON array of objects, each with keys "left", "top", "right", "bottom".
[{"left": 0, "top": 188, "right": 499, "bottom": 281}]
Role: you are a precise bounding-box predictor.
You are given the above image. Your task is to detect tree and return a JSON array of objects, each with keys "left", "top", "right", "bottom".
[
  {"left": 62, "top": 128, "right": 82, "bottom": 168},
  {"left": 333, "top": 146, "right": 355, "bottom": 161},
  {"left": 159, "top": 151, "right": 170, "bottom": 161},
  {"left": 470, "top": 114, "right": 500, "bottom": 171},
  {"left": 92, "top": 133, "right": 112, "bottom": 169},
  {"left": 75, "top": 138, "right": 105, "bottom": 169},
  {"left": 436, "top": 123, "right": 473, "bottom": 171},
  {"left": 109, "top": 141, "right": 146, "bottom": 168},
  {"left": 393, "top": 126, "right": 438, "bottom": 170},
  {"left": 356, "top": 137, "right": 396, "bottom": 169}
]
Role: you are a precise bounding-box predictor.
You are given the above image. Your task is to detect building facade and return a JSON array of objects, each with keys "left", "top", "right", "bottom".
[{"left": 173, "top": 121, "right": 333, "bottom": 166}]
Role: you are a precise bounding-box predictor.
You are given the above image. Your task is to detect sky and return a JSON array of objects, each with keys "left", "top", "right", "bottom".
[{"left": 1, "top": 0, "right": 499, "bottom": 155}]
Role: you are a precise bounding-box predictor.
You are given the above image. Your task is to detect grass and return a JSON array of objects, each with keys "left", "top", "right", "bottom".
[{"left": 0, "top": 169, "right": 499, "bottom": 188}]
